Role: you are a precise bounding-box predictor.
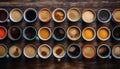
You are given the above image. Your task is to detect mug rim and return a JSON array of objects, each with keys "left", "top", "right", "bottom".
[
  {"left": 38, "top": 27, "right": 52, "bottom": 41},
  {"left": 67, "top": 25, "right": 81, "bottom": 41},
  {"left": 67, "top": 43, "right": 81, "bottom": 59},
  {"left": 23, "top": 26, "right": 37, "bottom": 41},
  {"left": 112, "top": 8, "right": 120, "bottom": 23},
  {"left": 53, "top": 44, "right": 66, "bottom": 59},
  {"left": 97, "top": 8, "right": 112, "bottom": 23},
  {"left": 53, "top": 26, "right": 66, "bottom": 41},
  {"left": 67, "top": 8, "right": 81, "bottom": 22},
  {"left": 10, "top": 8, "right": 23, "bottom": 23},
  {"left": 38, "top": 8, "right": 51, "bottom": 22},
  {"left": 97, "top": 26, "right": 111, "bottom": 41},
  {"left": 0, "top": 8, "right": 9, "bottom": 23},
  {"left": 8, "top": 26, "right": 22, "bottom": 41},
  {"left": 82, "top": 27, "right": 96, "bottom": 41},
  {"left": 52, "top": 8, "right": 66, "bottom": 23},
  {"left": 112, "top": 25, "right": 120, "bottom": 40},
  {"left": 23, "top": 8, "right": 37, "bottom": 23},
  {"left": 0, "top": 26, "right": 7, "bottom": 40},
  {"left": 38, "top": 44, "right": 52, "bottom": 59},
  {"left": 112, "top": 45, "right": 120, "bottom": 59},
  {"left": 97, "top": 44, "right": 111, "bottom": 59},
  {"left": 23, "top": 44, "right": 37, "bottom": 58},
  {"left": 0, "top": 44, "right": 8, "bottom": 58}
]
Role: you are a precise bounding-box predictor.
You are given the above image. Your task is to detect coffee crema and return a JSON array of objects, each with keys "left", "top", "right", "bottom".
[
  {"left": 113, "top": 9, "right": 120, "bottom": 22},
  {"left": 0, "top": 45, "right": 7, "bottom": 57},
  {"left": 112, "top": 45, "right": 120, "bottom": 58}
]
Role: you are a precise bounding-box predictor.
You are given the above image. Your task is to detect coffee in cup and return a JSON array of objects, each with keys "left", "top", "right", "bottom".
[
  {"left": 112, "top": 26, "right": 120, "bottom": 40},
  {"left": 112, "top": 9, "right": 120, "bottom": 23},
  {"left": 0, "top": 44, "right": 7, "bottom": 58},
  {"left": 0, "top": 8, "right": 8, "bottom": 23},
  {"left": 112, "top": 45, "right": 120, "bottom": 59},
  {"left": 0, "top": 26, "right": 7, "bottom": 40}
]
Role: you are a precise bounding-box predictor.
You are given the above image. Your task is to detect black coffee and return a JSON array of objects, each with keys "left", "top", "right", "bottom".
[
  {"left": 10, "top": 27, "right": 21, "bottom": 39},
  {"left": 25, "top": 27, "right": 36, "bottom": 39},
  {"left": 25, "top": 10, "right": 36, "bottom": 21},
  {"left": 98, "top": 46, "right": 109, "bottom": 57},
  {"left": 113, "top": 27, "right": 120, "bottom": 38},
  {"left": 54, "top": 27, "right": 65, "bottom": 39},
  {"left": 0, "top": 10, "right": 7, "bottom": 21},
  {"left": 68, "top": 45, "right": 80, "bottom": 57},
  {"left": 99, "top": 10, "right": 110, "bottom": 21}
]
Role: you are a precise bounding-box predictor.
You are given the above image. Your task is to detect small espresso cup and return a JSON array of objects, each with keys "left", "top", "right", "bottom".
[
  {"left": 23, "top": 26, "right": 37, "bottom": 41},
  {"left": 97, "top": 9, "right": 112, "bottom": 23},
  {"left": 10, "top": 8, "right": 23, "bottom": 23},
  {"left": 9, "top": 45, "right": 22, "bottom": 58},
  {"left": 97, "top": 26, "right": 111, "bottom": 41},
  {"left": 112, "top": 44, "right": 120, "bottom": 59},
  {"left": 53, "top": 26, "right": 66, "bottom": 41},
  {"left": 52, "top": 8, "right": 66, "bottom": 23},
  {"left": 38, "top": 44, "right": 52, "bottom": 59},
  {"left": 0, "top": 8, "right": 8, "bottom": 23},
  {"left": 67, "top": 43, "right": 81, "bottom": 59},
  {"left": 97, "top": 44, "right": 111, "bottom": 59},
  {"left": 0, "top": 26, "right": 7, "bottom": 40},
  {"left": 24, "top": 8, "right": 37, "bottom": 23},
  {"left": 53, "top": 44, "right": 66, "bottom": 61},
  {"left": 82, "top": 27, "right": 96, "bottom": 41},
  {"left": 23, "top": 44, "right": 37, "bottom": 58},
  {"left": 112, "top": 9, "right": 120, "bottom": 23},
  {"left": 8, "top": 26, "right": 22, "bottom": 41},
  {"left": 0, "top": 44, "right": 8, "bottom": 58},
  {"left": 112, "top": 25, "right": 120, "bottom": 40},
  {"left": 67, "top": 25, "right": 81, "bottom": 41},
  {"left": 38, "top": 27, "right": 52, "bottom": 41}
]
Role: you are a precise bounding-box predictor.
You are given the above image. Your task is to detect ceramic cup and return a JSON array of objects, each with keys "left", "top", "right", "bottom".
[
  {"left": 0, "top": 44, "right": 8, "bottom": 58},
  {"left": 67, "top": 8, "right": 81, "bottom": 22},
  {"left": 97, "top": 44, "right": 111, "bottom": 59},
  {"left": 0, "top": 26, "right": 7, "bottom": 40},
  {"left": 0, "top": 8, "right": 8, "bottom": 23},
  {"left": 97, "top": 26, "right": 111, "bottom": 41},
  {"left": 82, "top": 27, "right": 96, "bottom": 41},
  {"left": 8, "top": 26, "right": 22, "bottom": 41},
  {"left": 23, "top": 26, "right": 37, "bottom": 41},
  {"left": 112, "top": 9, "right": 120, "bottom": 23},
  {"left": 112, "top": 45, "right": 120, "bottom": 59},
  {"left": 9, "top": 45, "right": 22, "bottom": 58},
  {"left": 112, "top": 25, "right": 120, "bottom": 40},
  {"left": 38, "top": 8, "right": 51, "bottom": 22},
  {"left": 53, "top": 26, "right": 66, "bottom": 41},
  {"left": 67, "top": 26, "right": 81, "bottom": 41},
  {"left": 97, "top": 9, "right": 112, "bottom": 23},
  {"left": 10, "top": 8, "right": 23, "bottom": 22},
  {"left": 52, "top": 8, "right": 66, "bottom": 23},
  {"left": 23, "top": 44, "right": 37, "bottom": 58},
  {"left": 38, "top": 44, "right": 52, "bottom": 59},
  {"left": 24, "top": 8, "right": 37, "bottom": 23},
  {"left": 38, "top": 27, "right": 51, "bottom": 41},
  {"left": 67, "top": 43, "right": 81, "bottom": 59}
]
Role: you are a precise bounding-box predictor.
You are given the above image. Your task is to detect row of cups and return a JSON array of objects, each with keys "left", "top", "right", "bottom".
[
  {"left": 0, "top": 8, "right": 120, "bottom": 23},
  {"left": 0, "top": 25, "right": 120, "bottom": 41},
  {"left": 0, "top": 43, "right": 120, "bottom": 59}
]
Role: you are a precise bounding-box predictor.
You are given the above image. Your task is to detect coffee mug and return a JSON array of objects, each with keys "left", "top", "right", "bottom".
[
  {"left": 8, "top": 26, "right": 22, "bottom": 41},
  {"left": 38, "top": 27, "right": 51, "bottom": 41},
  {"left": 53, "top": 26, "right": 66, "bottom": 41},
  {"left": 10, "top": 8, "right": 23, "bottom": 22},
  {"left": 0, "top": 44, "right": 8, "bottom": 58},
  {"left": 23, "top": 44, "right": 37, "bottom": 58},
  {"left": 97, "top": 9, "right": 112, "bottom": 23},
  {"left": 0, "top": 26, "right": 7, "bottom": 40},
  {"left": 52, "top": 8, "right": 66, "bottom": 23},
  {"left": 97, "top": 44, "right": 111, "bottom": 59},
  {"left": 112, "top": 9, "right": 120, "bottom": 23},
  {"left": 0, "top": 8, "right": 8, "bottom": 23},
  {"left": 24, "top": 8, "right": 37, "bottom": 23},
  {"left": 67, "top": 26, "right": 81, "bottom": 41},
  {"left": 112, "top": 44, "right": 120, "bottom": 59},
  {"left": 67, "top": 43, "right": 81, "bottom": 59},
  {"left": 9, "top": 45, "right": 22, "bottom": 58},
  {"left": 38, "top": 44, "right": 52, "bottom": 59},
  {"left": 23, "top": 26, "right": 37, "bottom": 41},
  {"left": 112, "top": 25, "right": 120, "bottom": 40}
]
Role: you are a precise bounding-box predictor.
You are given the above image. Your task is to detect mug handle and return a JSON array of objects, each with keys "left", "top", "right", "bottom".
[
  {"left": 36, "top": 55, "right": 39, "bottom": 58},
  {"left": 6, "top": 54, "right": 9, "bottom": 58},
  {"left": 57, "top": 58, "right": 61, "bottom": 62},
  {"left": 36, "top": 36, "right": 40, "bottom": 41}
]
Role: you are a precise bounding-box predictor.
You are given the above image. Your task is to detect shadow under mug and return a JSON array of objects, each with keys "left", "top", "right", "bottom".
[
  {"left": 112, "top": 25, "right": 120, "bottom": 40},
  {"left": 8, "top": 26, "right": 22, "bottom": 41},
  {"left": 38, "top": 44, "right": 52, "bottom": 59},
  {"left": 0, "top": 26, "right": 7, "bottom": 40},
  {"left": 23, "top": 26, "right": 37, "bottom": 41},
  {"left": 0, "top": 8, "right": 8, "bottom": 23},
  {"left": 53, "top": 26, "right": 66, "bottom": 41},
  {"left": 112, "top": 44, "right": 120, "bottom": 59},
  {"left": 0, "top": 44, "right": 8, "bottom": 58},
  {"left": 97, "top": 44, "right": 111, "bottom": 59},
  {"left": 24, "top": 8, "right": 37, "bottom": 23},
  {"left": 67, "top": 43, "right": 81, "bottom": 59}
]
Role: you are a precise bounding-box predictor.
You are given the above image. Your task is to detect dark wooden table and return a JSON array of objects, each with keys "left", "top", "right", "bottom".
[{"left": 0, "top": 0, "right": 120, "bottom": 69}]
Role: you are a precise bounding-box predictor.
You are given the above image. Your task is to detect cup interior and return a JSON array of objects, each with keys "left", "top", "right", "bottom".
[
  {"left": 112, "top": 26, "right": 120, "bottom": 40},
  {"left": 112, "top": 45, "right": 120, "bottom": 59},
  {"left": 0, "top": 26, "right": 7, "bottom": 40},
  {"left": 0, "top": 8, "right": 8, "bottom": 23},
  {"left": 112, "top": 9, "right": 120, "bottom": 23},
  {"left": 0, "top": 44, "right": 7, "bottom": 58}
]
